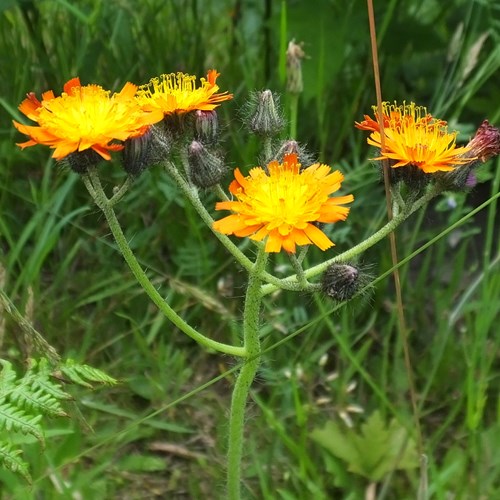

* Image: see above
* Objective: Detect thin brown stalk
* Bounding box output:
[366,0,423,457]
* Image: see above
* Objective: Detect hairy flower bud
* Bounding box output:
[321,263,363,302]
[247,90,285,137]
[62,149,103,174]
[194,110,219,144]
[187,140,226,188]
[122,124,171,176]
[122,130,153,177]
[274,140,316,167]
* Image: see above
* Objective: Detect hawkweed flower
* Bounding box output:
[213,153,353,253]
[135,70,232,116]
[356,102,473,174]
[13,77,163,161]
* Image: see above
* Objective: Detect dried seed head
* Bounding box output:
[286,39,306,95]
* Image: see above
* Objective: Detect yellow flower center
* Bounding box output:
[213,154,353,253]
[38,85,132,142]
[135,70,232,114]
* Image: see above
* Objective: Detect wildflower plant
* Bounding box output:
[10,54,500,500]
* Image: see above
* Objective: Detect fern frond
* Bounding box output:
[0,360,18,393]
[0,443,31,484]
[60,359,118,387]
[8,386,68,418]
[0,356,117,484]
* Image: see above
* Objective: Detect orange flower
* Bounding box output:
[135,70,232,116]
[356,102,472,173]
[213,154,354,253]
[13,78,163,160]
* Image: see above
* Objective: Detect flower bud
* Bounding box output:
[122,130,153,177]
[286,39,306,95]
[62,149,103,174]
[274,140,316,167]
[321,263,362,302]
[247,90,285,137]
[194,110,219,144]
[187,140,226,188]
[122,124,172,176]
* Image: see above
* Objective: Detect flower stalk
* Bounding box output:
[227,247,268,499]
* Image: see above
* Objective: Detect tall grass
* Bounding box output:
[0,0,499,497]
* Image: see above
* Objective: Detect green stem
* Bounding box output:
[289,93,299,139]
[227,247,268,499]
[289,253,308,287]
[260,183,443,296]
[164,160,256,273]
[109,176,133,207]
[84,170,246,358]
[214,183,230,202]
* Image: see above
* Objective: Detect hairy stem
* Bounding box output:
[227,247,268,499]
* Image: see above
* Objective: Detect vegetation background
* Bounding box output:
[0,0,499,498]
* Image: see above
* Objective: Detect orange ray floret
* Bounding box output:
[135,70,233,116]
[356,102,473,173]
[213,154,354,253]
[13,77,164,160]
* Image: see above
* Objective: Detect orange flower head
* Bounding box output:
[213,154,354,253]
[135,70,232,116]
[13,77,164,160]
[357,102,473,173]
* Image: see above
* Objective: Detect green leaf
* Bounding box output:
[311,411,418,481]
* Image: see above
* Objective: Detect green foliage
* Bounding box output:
[0,358,117,483]
[311,411,419,482]
[0,0,499,497]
